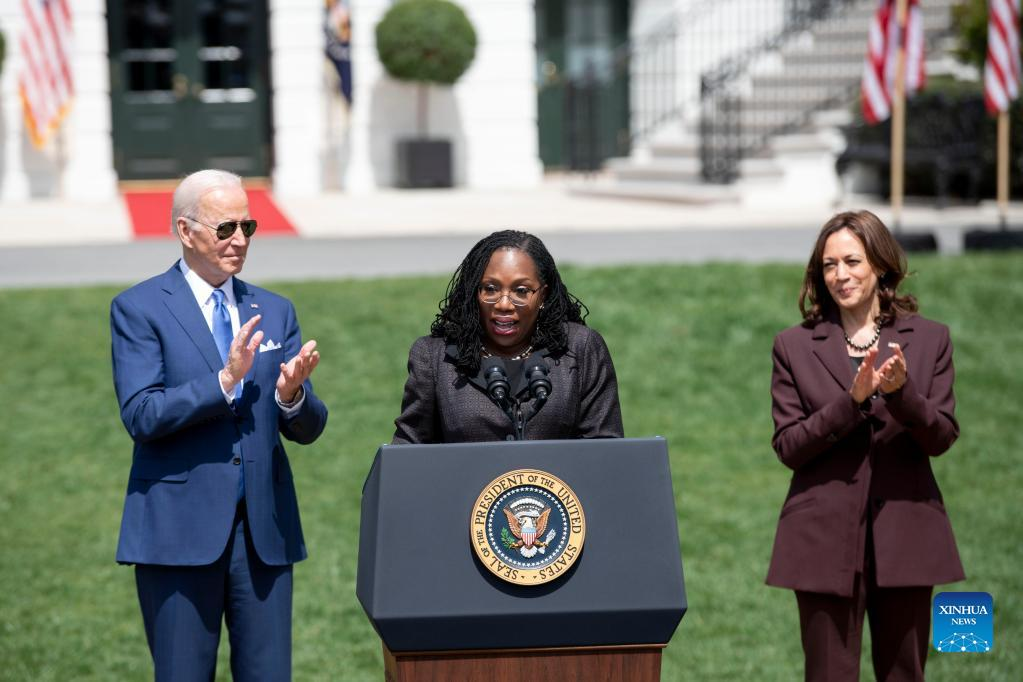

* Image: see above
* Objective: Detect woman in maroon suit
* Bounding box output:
[766,211,964,681]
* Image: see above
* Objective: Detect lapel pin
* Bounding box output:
[250,303,260,308]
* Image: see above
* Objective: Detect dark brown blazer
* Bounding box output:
[392,322,624,443]
[766,313,965,597]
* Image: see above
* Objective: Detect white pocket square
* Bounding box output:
[259,340,282,353]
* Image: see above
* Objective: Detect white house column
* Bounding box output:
[270,0,327,196]
[62,0,117,200]
[0,0,33,200]
[0,0,115,200]
[342,0,388,193]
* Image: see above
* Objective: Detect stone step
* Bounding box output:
[757,60,867,80]
[647,137,701,158]
[814,21,952,44]
[812,108,856,128]
[739,93,858,112]
[824,3,957,24]
[590,0,959,203]
[606,153,786,179]
[739,157,785,179]
[750,73,866,90]
[816,10,953,36]
[768,132,840,155]
[567,179,741,205]
[705,110,848,133]
[605,157,702,182]
[835,0,958,20]
[745,83,857,100]
[780,49,869,64]
[697,104,857,139]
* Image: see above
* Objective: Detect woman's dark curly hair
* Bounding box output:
[431,230,588,373]
[799,210,918,326]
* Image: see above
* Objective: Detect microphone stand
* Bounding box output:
[518,363,552,440]
[485,361,552,441]
[484,363,520,440]
[513,402,526,441]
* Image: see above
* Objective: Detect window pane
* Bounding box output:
[198,0,253,90]
[123,0,174,92]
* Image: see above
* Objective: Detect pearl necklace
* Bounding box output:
[844,325,881,352]
[481,345,534,361]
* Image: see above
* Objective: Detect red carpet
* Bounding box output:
[123,188,298,239]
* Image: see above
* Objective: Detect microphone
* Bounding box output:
[484,364,510,403]
[525,363,552,402]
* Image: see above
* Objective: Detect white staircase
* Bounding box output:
[570,0,960,206]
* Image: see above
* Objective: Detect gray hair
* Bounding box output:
[170,169,244,235]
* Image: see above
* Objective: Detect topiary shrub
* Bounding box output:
[951,0,988,69]
[375,0,477,136]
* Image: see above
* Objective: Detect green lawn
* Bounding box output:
[0,255,1019,681]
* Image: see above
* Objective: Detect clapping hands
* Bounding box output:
[850,343,907,403]
[277,340,320,404]
[217,315,320,403]
[220,315,264,394]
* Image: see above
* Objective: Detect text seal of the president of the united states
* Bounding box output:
[470,469,586,585]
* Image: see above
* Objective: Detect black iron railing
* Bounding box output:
[624,11,680,147]
[700,0,956,183]
[556,8,679,172]
[562,60,631,172]
[700,0,861,182]
[563,0,826,172]
[561,0,954,179]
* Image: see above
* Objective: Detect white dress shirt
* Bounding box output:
[178,260,303,415]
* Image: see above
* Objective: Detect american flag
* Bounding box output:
[984,0,1022,114]
[861,0,926,124]
[18,0,74,148]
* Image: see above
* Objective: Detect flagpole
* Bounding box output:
[998,110,1010,230]
[890,0,909,231]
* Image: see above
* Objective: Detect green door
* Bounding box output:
[536,0,630,169]
[108,0,272,180]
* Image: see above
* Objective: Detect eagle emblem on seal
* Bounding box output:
[502,497,557,558]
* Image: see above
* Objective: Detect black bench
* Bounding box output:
[836,93,986,206]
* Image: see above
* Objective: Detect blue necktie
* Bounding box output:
[212,289,244,500]
[211,289,233,364]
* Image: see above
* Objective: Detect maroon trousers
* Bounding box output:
[795,569,932,682]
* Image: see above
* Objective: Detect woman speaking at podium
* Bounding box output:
[392,230,623,443]
[766,211,964,681]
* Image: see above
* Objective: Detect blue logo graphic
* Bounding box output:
[933,592,993,653]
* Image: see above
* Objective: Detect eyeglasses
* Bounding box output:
[478,284,540,307]
[186,216,258,240]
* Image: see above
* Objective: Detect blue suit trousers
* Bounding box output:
[135,504,293,682]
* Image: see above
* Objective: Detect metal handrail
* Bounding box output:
[700,0,860,182]
[700,0,957,183]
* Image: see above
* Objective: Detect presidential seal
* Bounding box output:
[470,469,585,585]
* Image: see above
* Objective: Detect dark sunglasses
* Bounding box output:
[186,216,258,240]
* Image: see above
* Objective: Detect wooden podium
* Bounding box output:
[358,438,686,682]
[383,644,664,682]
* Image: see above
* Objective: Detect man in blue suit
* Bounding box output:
[111,169,328,681]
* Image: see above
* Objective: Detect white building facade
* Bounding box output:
[0,0,543,201]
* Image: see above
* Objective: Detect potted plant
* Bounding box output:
[375,0,477,188]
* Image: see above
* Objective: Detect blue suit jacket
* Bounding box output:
[111,263,328,566]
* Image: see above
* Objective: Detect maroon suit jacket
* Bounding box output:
[766,313,965,597]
